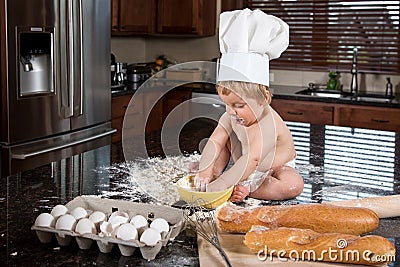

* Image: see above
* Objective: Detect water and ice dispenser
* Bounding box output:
[17,27,54,97]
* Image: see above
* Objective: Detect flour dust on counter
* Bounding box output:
[97,153,201,205]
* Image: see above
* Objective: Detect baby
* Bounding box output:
[193,80,304,202]
[191,9,303,202]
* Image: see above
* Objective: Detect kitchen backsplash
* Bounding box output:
[111,36,399,94]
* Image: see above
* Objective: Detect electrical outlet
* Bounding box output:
[269,72,274,82]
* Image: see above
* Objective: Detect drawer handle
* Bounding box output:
[371,119,390,123]
[287,111,303,116]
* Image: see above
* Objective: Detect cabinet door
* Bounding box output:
[221,0,244,12]
[271,99,334,125]
[157,0,216,36]
[334,106,400,132]
[112,0,156,34]
[144,91,163,133]
[111,0,119,33]
[157,0,197,34]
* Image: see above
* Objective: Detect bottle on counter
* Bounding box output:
[326,71,340,90]
[385,77,393,97]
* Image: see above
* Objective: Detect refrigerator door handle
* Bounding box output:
[67,0,84,118]
[77,0,84,116]
[11,129,117,159]
[65,0,75,118]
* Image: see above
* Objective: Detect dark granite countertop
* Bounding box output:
[2,112,399,266]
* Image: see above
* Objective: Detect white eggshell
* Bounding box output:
[70,207,88,220]
[34,213,55,228]
[116,223,138,241]
[55,214,77,231]
[99,221,120,237]
[88,211,106,224]
[140,227,161,246]
[75,218,96,235]
[51,204,68,218]
[99,221,114,237]
[150,218,169,233]
[108,211,129,227]
[130,215,148,229]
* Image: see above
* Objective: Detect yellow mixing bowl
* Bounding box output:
[176,176,234,209]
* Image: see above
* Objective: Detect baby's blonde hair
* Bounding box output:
[216,81,272,105]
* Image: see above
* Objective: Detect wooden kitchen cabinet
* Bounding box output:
[111,0,156,35]
[334,105,400,132]
[112,90,192,143]
[157,0,216,36]
[111,94,144,143]
[271,99,334,125]
[271,98,400,132]
[111,0,216,36]
[144,91,163,133]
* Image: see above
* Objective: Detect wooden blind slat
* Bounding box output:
[245,0,400,74]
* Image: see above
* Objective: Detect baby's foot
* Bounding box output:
[230,185,250,203]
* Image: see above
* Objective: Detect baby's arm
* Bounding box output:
[195,114,231,191]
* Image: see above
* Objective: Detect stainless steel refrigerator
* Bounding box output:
[0,0,115,177]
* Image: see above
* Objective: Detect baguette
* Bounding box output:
[244,226,396,266]
[217,202,379,235]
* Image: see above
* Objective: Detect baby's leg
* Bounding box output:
[249,166,304,200]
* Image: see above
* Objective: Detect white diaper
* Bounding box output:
[284,157,296,169]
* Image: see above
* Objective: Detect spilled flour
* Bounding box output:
[119,153,201,205]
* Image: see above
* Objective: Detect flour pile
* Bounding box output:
[123,153,201,205]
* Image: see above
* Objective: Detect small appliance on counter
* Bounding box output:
[112,62,127,86]
[125,63,152,90]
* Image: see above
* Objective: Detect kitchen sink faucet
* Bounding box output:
[350,48,358,95]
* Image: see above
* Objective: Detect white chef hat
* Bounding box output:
[217,9,289,87]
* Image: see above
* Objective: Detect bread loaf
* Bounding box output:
[244,226,396,266]
[217,202,379,235]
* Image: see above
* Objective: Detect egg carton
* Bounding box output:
[31,196,185,260]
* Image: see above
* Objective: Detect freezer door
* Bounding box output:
[4,0,70,144]
[70,0,111,130]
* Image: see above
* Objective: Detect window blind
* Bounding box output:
[323,126,395,193]
[245,1,400,74]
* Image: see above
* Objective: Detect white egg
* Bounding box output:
[51,204,68,218]
[140,227,161,246]
[75,218,96,235]
[150,218,169,233]
[55,214,77,231]
[34,213,55,228]
[116,223,138,241]
[108,211,129,227]
[130,215,148,229]
[88,211,106,224]
[70,207,88,220]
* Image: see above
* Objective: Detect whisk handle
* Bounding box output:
[215,245,233,267]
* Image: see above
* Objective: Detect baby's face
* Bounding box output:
[218,91,265,127]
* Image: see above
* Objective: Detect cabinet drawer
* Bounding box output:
[271,99,334,125]
[335,106,400,132]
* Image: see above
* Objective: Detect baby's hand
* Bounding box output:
[194,175,210,192]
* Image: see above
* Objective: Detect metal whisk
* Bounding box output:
[184,199,233,267]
